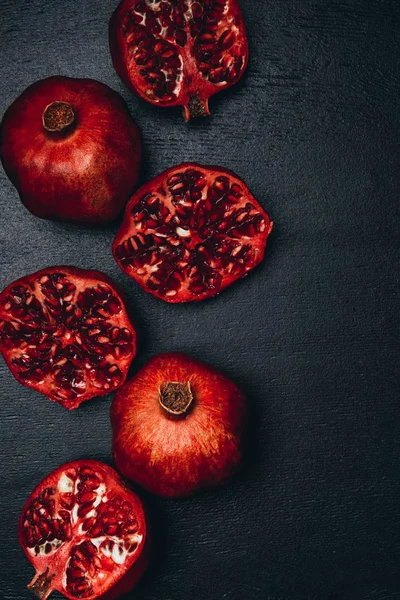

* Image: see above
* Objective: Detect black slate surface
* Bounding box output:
[1,1,400,599]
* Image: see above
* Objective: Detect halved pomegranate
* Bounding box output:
[111,352,247,497]
[112,163,273,302]
[19,460,148,599]
[0,267,137,409]
[109,0,248,120]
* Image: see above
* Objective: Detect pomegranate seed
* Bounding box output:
[104,523,118,535]
[78,503,95,518]
[82,517,96,531]
[79,466,95,476]
[175,29,187,46]
[198,31,214,44]
[77,491,97,505]
[209,67,225,83]
[88,523,103,538]
[124,521,138,534]
[68,582,92,595]
[192,2,203,18]
[43,487,56,498]
[122,501,133,513]
[68,568,86,580]
[81,541,97,558]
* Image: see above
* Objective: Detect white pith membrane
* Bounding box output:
[122,0,246,104]
[21,466,143,599]
[114,167,271,299]
[0,272,134,405]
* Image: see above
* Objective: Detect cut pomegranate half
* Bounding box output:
[0,267,137,409]
[109,0,249,120]
[112,163,273,302]
[19,460,148,600]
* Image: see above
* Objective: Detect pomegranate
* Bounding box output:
[0,267,137,409]
[109,0,248,121]
[0,76,142,224]
[112,163,273,302]
[19,460,148,600]
[111,352,246,497]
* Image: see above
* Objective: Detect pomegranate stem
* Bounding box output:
[28,568,54,600]
[184,95,210,121]
[42,101,75,133]
[159,382,193,418]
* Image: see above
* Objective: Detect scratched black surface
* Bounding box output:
[1,0,400,599]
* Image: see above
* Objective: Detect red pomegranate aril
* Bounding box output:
[82,517,96,532]
[0,77,142,224]
[109,0,248,120]
[81,477,100,491]
[175,29,187,46]
[113,163,272,303]
[111,352,247,497]
[219,30,235,49]
[192,2,203,18]
[19,461,148,600]
[88,524,103,539]
[0,267,137,409]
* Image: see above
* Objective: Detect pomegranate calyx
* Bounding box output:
[185,95,210,121]
[42,101,75,133]
[27,568,54,600]
[159,381,193,418]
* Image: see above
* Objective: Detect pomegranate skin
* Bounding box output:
[0,76,142,224]
[111,352,247,497]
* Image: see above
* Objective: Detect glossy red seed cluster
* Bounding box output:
[20,462,147,600]
[113,164,272,302]
[0,268,136,408]
[110,0,248,119]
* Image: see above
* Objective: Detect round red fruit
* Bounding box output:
[112,163,273,302]
[19,460,148,600]
[0,267,137,409]
[111,352,247,497]
[0,76,142,224]
[109,0,249,120]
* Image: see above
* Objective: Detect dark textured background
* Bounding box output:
[1,0,400,598]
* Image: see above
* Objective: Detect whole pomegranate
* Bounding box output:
[112,163,273,302]
[0,267,137,409]
[111,352,246,497]
[19,460,148,600]
[0,76,142,224]
[109,0,248,120]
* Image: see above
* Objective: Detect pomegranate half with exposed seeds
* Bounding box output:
[111,352,247,497]
[0,267,137,409]
[19,460,148,600]
[109,0,248,120]
[112,163,272,302]
[0,76,141,224]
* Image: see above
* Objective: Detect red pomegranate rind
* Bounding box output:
[111,352,247,497]
[0,267,137,409]
[18,460,148,600]
[109,0,248,120]
[112,163,272,303]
